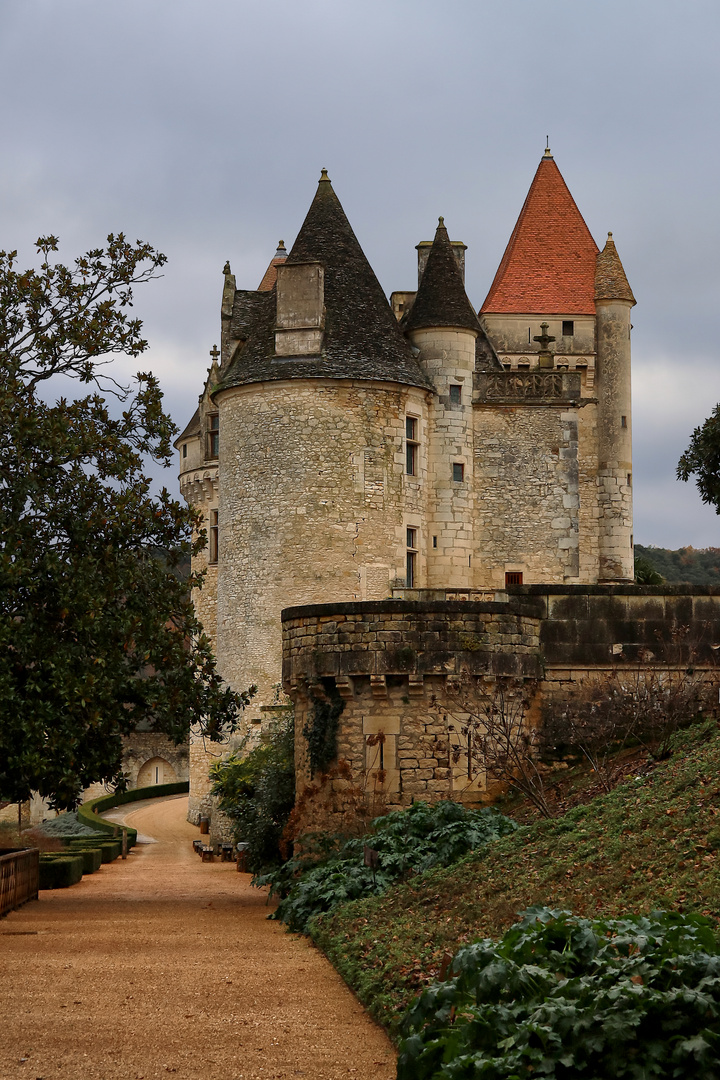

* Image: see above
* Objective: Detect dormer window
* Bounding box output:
[207,414,219,460]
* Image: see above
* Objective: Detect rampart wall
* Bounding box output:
[282,587,720,834]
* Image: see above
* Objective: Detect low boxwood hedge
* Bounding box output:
[70,847,102,874]
[64,839,122,863]
[39,855,84,889]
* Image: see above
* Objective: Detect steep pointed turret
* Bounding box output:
[481,149,599,316]
[218,169,431,391]
[595,232,635,582]
[405,218,481,334]
[595,232,635,304]
[406,218,478,590]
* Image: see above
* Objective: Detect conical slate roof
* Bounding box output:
[481,151,599,315]
[405,218,482,334]
[218,172,433,392]
[595,232,635,305]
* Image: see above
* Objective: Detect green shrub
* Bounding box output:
[398,908,720,1080]
[38,855,84,889]
[64,840,118,865]
[211,716,295,874]
[71,847,102,874]
[262,801,517,934]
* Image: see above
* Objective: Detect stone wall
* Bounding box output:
[282,587,720,835]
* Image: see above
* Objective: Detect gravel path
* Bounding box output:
[0,795,396,1080]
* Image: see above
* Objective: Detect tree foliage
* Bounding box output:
[0,235,251,809]
[678,403,720,513]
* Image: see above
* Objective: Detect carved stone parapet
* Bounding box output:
[474,370,582,405]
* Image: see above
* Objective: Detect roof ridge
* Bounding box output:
[405,217,480,334]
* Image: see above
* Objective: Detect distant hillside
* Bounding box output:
[635,543,720,585]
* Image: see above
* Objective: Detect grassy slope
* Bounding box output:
[309,722,720,1039]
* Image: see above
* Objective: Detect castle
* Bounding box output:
[177,149,647,827]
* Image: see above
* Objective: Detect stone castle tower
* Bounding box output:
[176,150,635,822]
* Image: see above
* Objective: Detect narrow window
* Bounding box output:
[406,527,417,587]
[432,535,437,548]
[209,509,219,564]
[182,443,187,459]
[621,415,627,428]
[449,384,462,405]
[207,414,219,459]
[562,320,574,337]
[505,571,523,586]
[452,462,464,483]
[406,416,419,476]
[155,766,159,784]
[627,473,632,487]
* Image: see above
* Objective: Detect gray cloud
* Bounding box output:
[2,0,719,546]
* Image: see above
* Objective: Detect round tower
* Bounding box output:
[405,218,479,589]
[595,232,635,582]
[211,171,433,709]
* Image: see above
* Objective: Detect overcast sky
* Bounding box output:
[2,0,719,548]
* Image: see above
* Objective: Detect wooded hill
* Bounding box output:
[635,544,720,585]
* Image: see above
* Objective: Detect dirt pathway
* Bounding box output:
[0,796,396,1080]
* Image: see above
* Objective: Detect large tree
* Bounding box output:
[677,404,720,512]
[0,234,251,809]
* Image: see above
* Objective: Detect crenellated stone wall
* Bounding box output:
[282,587,720,835]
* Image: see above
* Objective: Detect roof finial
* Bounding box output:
[607,231,613,240]
[209,344,220,365]
[275,240,287,257]
[438,216,445,227]
[223,260,231,275]
[320,168,330,182]
[543,136,553,159]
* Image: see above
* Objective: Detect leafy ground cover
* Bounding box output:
[310,721,720,1037]
[259,801,516,933]
[398,908,720,1079]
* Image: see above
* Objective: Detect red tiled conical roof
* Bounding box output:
[480,152,599,315]
[257,241,287,291]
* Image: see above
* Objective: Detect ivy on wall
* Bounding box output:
[303,680,345,776]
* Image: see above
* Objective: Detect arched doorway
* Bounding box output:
[137,757,177,787]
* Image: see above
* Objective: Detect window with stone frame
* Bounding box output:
[207,413,219,460]
[209,509,219,565]
[406,526,418,587]
[406,416,419,475]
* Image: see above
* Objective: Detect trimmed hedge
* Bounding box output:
[39,855,84,889]
[70,847,102,874]
[65,839,121,863]
[77,780,189,844]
